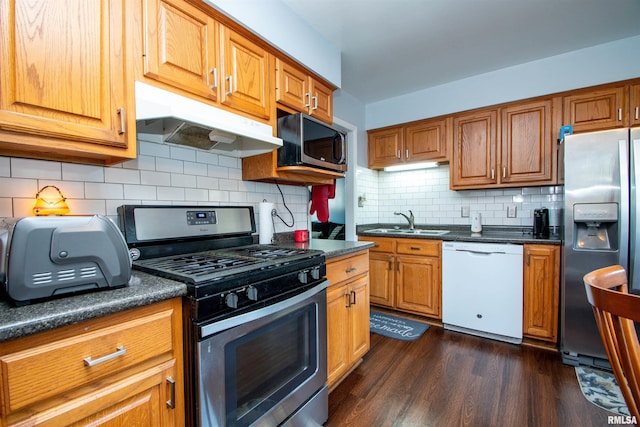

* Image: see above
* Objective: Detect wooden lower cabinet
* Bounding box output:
[0,298,184,426]
[326,251,370,389]
[523,244,560,343]
[362,236,442,319]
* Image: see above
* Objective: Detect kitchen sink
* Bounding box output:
[366,228,450,236]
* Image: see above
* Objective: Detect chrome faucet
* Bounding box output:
[394,210,415,230]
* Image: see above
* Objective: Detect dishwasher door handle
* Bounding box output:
[455,249,507,256]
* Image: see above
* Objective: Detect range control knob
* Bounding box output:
[246,286,258,301]
[310,266,320,280]
[297,270,309,284]
[225,293,239,309]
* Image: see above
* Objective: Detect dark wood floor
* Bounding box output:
[327,326,612,427]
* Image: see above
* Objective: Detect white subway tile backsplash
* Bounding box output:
[140,170,171,186]
[0,157,10,177]
[62,163,105,182]
[0,177,36,197]
[12,158,61,179]
[156,157,184,174]
[86,183,124,199]
[70,199,107,215]
[105,168,140,184]
[124,184,157,200]
[139,140,170,158]
[0,198,12,216]
[170,173,197,188]
[170,146,197,162]
[157,186,185,201]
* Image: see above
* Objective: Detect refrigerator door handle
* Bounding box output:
[619,138,630,271]
[631,135,640,289]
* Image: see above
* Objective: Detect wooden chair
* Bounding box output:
[584,265,640,418]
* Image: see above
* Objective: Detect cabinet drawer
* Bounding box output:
[327,252,369,286]
[360,236,395,253]
[0,307,176,413]
[396,239,441,256]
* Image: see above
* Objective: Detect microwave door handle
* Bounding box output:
[333,134,346,164]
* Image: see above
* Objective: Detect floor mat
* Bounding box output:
[575,366,630,416]
[370,311,429,341]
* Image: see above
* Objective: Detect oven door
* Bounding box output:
[197,280,328,427]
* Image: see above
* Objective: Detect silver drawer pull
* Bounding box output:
[83,345,126,367]
[166,377,176,409]
[345,267,357,273]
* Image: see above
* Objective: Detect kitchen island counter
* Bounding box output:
[0,272,187,342]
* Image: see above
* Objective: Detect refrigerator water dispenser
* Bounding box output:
[573,203,618,251]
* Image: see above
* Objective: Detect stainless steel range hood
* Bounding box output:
[134,81,282,157]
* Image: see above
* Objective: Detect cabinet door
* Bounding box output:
[0,0,130,151]
[326,283,350,387]
[367,126,404,169]
[275,58,308,112]
[451,109,498,188]
[349,275,370,362]
[396,255,441,318]
[523,244,560,342]
[220,26,271,119]
[143,0,218,101]
[309,78,333,124]
[404,117,448,162]
[631,84,640,127]
[500,99,554,185]
[563,85,627,132]
[369,253,394,307]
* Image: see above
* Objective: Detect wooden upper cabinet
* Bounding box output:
[220,26,271,120]
[451,109,498,188]
[563,85,627,132]
[368,126,404,168]
[368,117,448,169]
[275,58,334,123]
[142,0,218,101]
[631,84,640,127]
[500,99,554,185]
[404,117,449,162]
[0,0,135,164]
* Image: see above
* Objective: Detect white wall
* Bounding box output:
[203,0,341,87]
[366,35,640,129]
[0,140,309,237]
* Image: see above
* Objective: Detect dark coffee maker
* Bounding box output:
[533,208,550,238]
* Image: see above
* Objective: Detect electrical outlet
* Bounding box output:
[461,206,470,217]
[507,205,517,218]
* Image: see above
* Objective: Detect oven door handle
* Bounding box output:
[200,279,330,338]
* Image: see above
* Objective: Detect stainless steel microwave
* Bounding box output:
[277,113,347,173]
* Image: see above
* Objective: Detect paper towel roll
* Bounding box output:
[259,202,274,244]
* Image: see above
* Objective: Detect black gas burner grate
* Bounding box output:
[230,247,310,259]
[137,251,264,279]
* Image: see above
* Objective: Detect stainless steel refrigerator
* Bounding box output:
[561,127,639,367]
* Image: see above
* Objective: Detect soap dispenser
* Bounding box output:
[471,212,482,233]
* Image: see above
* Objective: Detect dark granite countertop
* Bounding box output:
[0,272,187,343]
[277,239,375,258]
[357,224,562,245]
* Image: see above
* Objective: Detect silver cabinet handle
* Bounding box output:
[210,68,218,89]
[405,149,409,159]
[305,92,311,107]
[117,108,126,135]
[619,108,623,121]
[397,150,401,159]
[635,106,639,121]
[225,75,233,95]
[503,166,506,178]
[84,345,126,367]
[350,290,356,305]
[312,95,318,110]
[166,377,176,409]
[345,267,357,274]
[491,168,495,180]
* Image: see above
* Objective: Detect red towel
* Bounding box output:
[310,182,335,222]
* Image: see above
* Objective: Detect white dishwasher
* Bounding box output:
[442,241,523,344]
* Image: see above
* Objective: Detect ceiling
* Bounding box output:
[280,0,640,104]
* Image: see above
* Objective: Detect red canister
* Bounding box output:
[294,229,309,242]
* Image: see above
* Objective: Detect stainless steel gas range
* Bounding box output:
[117,205,329,427]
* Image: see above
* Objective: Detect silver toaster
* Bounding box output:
[1,215,131,306]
